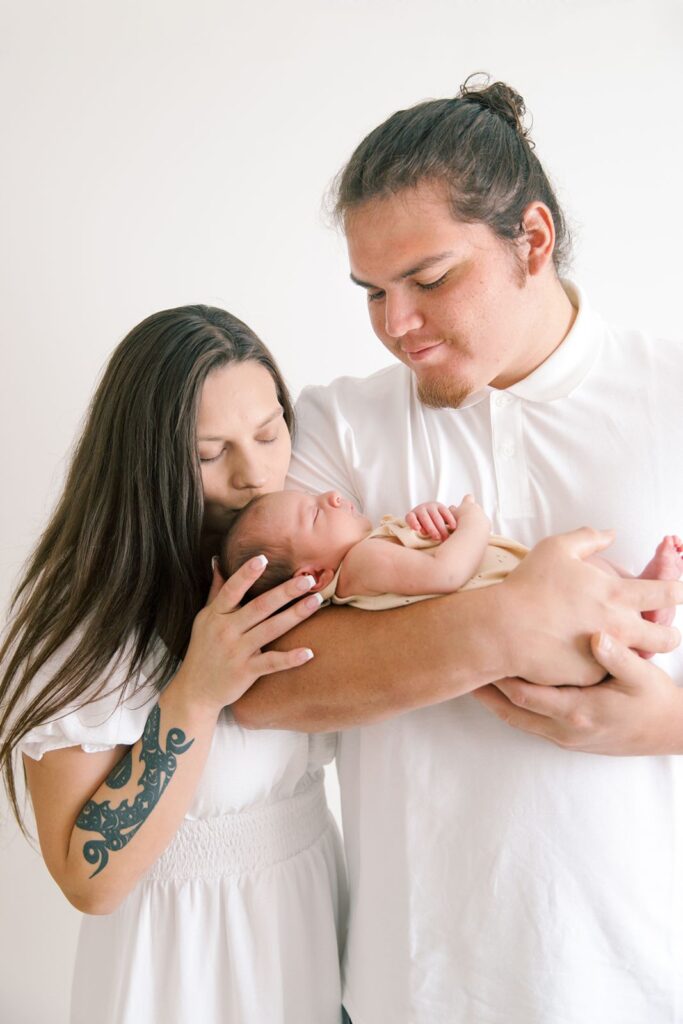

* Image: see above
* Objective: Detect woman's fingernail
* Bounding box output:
[599,632,613,653]
[250,554,268,570]
[296,575,316,591]
[211,555,219,572]
[299,648,314,663]
[304,592,324,610]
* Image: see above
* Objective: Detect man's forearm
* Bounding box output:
[233,528,683,733]
[232,587,507,731]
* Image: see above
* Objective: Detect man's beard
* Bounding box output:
[416,372,473,410]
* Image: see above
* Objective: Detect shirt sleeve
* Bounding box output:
[287,383,362,503]
[15,635,161,761]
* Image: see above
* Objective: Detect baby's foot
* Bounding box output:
[640,535,683,628]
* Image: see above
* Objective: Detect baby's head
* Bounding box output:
[221,490,372,601]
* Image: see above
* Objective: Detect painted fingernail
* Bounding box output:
[599,632,613,653]
[211,555,219,572]
[298,648,314,663]
[295,574,316,591]
[304,593,324,610]
[250,554,268,570]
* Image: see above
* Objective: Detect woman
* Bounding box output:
[0,305,346,1023]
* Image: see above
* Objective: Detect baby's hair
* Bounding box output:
[221,495,297,603]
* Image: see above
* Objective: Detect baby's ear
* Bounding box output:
[294,566,335,592]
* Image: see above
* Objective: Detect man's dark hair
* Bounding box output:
[332,74,570,272]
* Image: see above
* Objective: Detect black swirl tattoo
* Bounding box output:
[75,704,194,878]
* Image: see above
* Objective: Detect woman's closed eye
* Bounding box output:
[199,433,279,462]
[199,450,224,464]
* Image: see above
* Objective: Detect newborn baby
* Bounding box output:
[221,491,683,629]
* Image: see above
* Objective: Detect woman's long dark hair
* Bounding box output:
[0,305,294,831]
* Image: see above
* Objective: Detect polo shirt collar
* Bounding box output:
[454,280,603,409]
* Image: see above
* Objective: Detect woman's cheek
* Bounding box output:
[271,434,292,488]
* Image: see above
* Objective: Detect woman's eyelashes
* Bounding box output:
[198,435,279,463]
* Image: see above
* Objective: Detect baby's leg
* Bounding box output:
[638,535,683,627]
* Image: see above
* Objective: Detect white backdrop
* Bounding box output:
[1,1,682,1020]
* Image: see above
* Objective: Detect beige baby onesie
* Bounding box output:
[321,514,529,610]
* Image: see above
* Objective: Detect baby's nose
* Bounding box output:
[325,491,342,507]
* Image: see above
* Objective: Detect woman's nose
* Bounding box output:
[231,451,268,490]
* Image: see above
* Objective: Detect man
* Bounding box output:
[234,78,683,1023]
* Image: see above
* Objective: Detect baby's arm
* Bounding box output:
[339,496,491,598]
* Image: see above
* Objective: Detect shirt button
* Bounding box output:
[494,393,512,407]
[500,441,515,457]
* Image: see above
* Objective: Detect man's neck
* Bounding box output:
[493,275,577,390]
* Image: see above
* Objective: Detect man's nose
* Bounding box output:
[384,293,424,338]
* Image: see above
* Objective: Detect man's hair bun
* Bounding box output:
[458,74,531,144]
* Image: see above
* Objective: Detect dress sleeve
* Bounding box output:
[16,636,161,762]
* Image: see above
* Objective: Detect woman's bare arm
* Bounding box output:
[26,688,217,915]
[24,562,323,914]
[233,529,683,732]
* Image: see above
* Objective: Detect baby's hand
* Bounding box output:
[452,495,491,532]
[406,501,458,541]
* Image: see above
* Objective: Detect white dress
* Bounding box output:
[18,636,347,1024]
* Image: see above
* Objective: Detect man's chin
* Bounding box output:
[416,374,473,410]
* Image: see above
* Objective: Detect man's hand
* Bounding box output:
[496,527,683,686]
[472,632,683,755]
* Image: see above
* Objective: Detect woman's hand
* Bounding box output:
[175,556,323,715]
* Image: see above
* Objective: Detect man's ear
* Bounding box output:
[294,565,336,591]
[520,201,556,277]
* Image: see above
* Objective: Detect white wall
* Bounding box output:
[1,1,681,1019]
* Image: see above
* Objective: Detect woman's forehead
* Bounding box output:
[197,361,280,437]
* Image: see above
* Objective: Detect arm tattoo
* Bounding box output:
[75,704,194,878]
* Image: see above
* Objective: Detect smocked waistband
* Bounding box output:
[145,777,330,881]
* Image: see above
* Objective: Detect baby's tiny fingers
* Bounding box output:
[440,506,457,530]
[417,509,441,539]
[427,511,451,540]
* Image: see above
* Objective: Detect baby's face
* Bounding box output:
[257,490,372,572]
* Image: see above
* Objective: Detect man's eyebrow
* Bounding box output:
[197,407,282,442]
[350,251,457,289]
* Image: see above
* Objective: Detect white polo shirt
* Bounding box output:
[288,283,683,1024]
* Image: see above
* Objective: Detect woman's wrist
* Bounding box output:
[161,668,224,729]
